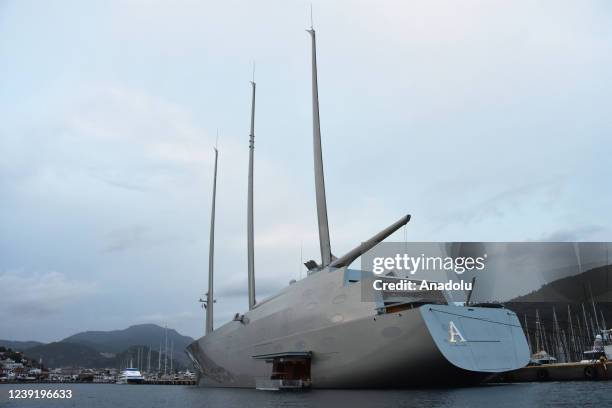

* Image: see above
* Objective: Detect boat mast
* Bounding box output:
[307,25,332,267]
[206,147,218,333]
[164,326,168,375]
[158,341,161,372]
[247,78,257,310]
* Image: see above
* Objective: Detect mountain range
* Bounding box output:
[0,340,44,351]
[0,324,194,369]
[505,263,612,349]
[510,263,612,303]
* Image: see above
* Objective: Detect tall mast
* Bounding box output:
[247,80,256,310]
[307,26,332,267]
[582,303,590,338]
[588,282,600,332]
[206,147,218,333]
[158,341,161,371]
[524,314,532,354]
[567,305,576,362]
[164,326,168,375]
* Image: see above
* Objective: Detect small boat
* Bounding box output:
[116,367,144,384]
[580,330,612,363]
[529,350,557,365]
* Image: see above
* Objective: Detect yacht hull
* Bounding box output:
[187,270,529,388]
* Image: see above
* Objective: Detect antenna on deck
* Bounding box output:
[310,4,314,29]
[300,241,303,280]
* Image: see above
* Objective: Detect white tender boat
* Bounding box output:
[116,367,144,384]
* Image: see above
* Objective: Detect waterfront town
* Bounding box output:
[0,346,196,384]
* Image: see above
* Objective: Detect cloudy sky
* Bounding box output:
[1,0,611,341]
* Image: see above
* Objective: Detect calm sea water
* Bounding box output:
[0,382,608,408]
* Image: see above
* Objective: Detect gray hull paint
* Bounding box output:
[187,267,529,388]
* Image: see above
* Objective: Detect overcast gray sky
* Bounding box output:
[1,0,611,342]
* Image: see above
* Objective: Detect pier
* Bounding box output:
[0,379,197,385]
[490,361,612,383]
[142,379,196,385]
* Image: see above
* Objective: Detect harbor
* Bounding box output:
[0,325,198,386]
[487,291,612,383]
[3,1,612,407]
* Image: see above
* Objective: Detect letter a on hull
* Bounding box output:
[449,321,466,343]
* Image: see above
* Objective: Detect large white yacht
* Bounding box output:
[185,26,530,389]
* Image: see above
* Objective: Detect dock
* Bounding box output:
[0,379,197,385]
[490,361,612,382]
[142,379,196,385]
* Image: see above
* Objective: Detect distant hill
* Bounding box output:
[511,263,612,303]
[3,324,195,369]
[25,342,109,368]
[24,342,178,370]
[61,324,193,367]
[0,340,44,351]
[505,263,612,355]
